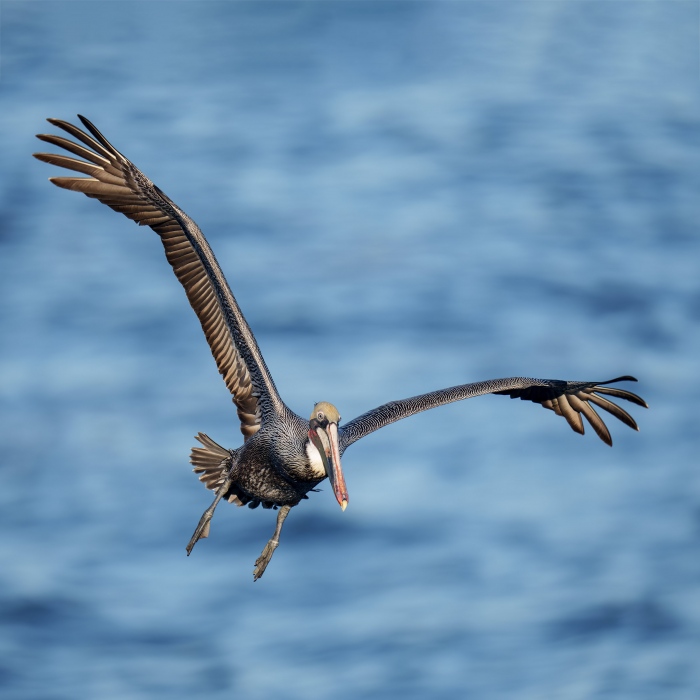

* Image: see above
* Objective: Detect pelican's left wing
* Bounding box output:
[34,116,285,439]
[340,375,647,450]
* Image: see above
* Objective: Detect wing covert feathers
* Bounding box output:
[35,116,275,440]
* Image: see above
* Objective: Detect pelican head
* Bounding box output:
[308,401,348,511]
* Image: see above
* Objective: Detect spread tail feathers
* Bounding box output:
[190,433,243,505]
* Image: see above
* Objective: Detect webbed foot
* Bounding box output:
[253,538,279,580]
[186,509,214,555]
[252,505,291,581]
[186,471,233,555]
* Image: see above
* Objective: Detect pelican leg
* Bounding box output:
[186,469,234,555]
[253,505,291,581]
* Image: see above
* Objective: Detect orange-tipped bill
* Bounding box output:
[309,422,348,510]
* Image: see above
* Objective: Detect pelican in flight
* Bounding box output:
[34,116,647,580]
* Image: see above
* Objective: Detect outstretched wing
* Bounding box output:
[340,375,647,450]
[34,116,284,439]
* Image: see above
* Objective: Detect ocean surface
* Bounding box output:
[1,2,699,698]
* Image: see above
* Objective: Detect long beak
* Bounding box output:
[309,422,348,510]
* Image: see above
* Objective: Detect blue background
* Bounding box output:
[1,2,699,698]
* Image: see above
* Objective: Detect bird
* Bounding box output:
[34,116,648,580]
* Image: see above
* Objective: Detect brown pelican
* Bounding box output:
[34,116,647,580]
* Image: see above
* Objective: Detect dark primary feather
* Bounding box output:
[34,116,285,440]
[340,376,647,449]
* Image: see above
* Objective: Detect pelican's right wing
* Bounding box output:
[34,116,284,439]
[340,375,647,450]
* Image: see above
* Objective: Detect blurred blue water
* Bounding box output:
[1,2,699,698]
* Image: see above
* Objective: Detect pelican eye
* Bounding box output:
[317,411,325,422]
